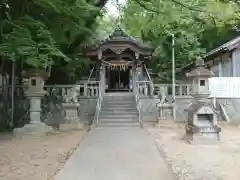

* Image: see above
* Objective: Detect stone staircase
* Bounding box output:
[97,92,140,128]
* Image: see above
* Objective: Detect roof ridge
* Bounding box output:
[205,35,240,57]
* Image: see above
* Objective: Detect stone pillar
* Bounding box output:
[13,70,52,137]
[28,91,45,124]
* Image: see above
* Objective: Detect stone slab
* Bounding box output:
[59,122,84,131]
[54,128,175,180]
[13,123,52,138]
[183,133,220,145]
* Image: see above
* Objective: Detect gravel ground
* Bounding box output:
[0,130,86,180]
[147,121,240,180]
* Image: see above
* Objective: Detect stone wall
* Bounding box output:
[139,97,159,122]
[139,96,218,122]
[175,97,192,122]
[78,98,97,125]
[139,97,189,122]
[216,98,240,122]
[175,97,217,122]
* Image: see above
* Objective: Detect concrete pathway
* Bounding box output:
[54,128,175,180]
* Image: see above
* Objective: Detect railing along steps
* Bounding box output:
[97,92,139,128]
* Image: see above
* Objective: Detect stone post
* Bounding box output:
[60,85,83,131]
[13,70,52,137]
[61,103,83,131]
[149,83,154,96]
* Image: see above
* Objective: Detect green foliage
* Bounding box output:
[0,16,69,68]
[0,0,100,72]
[122,0,240,81]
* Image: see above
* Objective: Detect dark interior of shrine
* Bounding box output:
[106,66,131,92]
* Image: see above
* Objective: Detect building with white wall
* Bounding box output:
[204,36,240,77]
[182,36,240,78]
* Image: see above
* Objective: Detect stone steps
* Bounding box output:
[100,111,137,115]
[100,114,137,119]
[101,108,137,112]
[102,104,135,108]
[97,92,139,128]
[102,100,135,104]
[99,119,139,123]
[97,122,140,128]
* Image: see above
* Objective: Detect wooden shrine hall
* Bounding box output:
[86,27,153,92]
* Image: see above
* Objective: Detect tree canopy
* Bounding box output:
[1,0,240,82]
[0,0,108,81]
[121,0,240,81]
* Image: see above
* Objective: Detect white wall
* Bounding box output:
[232,48,240,77]
[211,63,220,77]
[211,52,233,77]
[221,53,232,77]
[209,77,240,98]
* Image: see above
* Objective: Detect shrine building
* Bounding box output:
[86,27,153,92]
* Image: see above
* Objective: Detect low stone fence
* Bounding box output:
[0,82,100,128]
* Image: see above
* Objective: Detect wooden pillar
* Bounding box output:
[95,61,101,81]
[132,64,137,92]
[100,65,106,93]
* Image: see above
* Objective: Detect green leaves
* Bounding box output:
[0,0,99,74]
[122,0,240,81]
[0,15,69,68]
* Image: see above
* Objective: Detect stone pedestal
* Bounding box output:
[60,103,83,131]
[156,103,172,122]
[13,90,52,137]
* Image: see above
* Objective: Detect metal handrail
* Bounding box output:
[133,78,142,126]
[135,66,154,97]
[94,82,103,126]
[143,64,153,83]
[87,64,96,82]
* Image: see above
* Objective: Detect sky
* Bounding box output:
[105,0,126,17]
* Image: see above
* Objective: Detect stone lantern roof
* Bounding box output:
[186,57,214,78]
[185,102,216,116]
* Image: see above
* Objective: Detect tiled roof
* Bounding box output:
[205,36,240,57]
[186,66,214,77]
[181,36,240,71]
[88,26,151,50]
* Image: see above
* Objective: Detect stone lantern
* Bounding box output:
[13,70,52,137]
[186,57,214,101]
[184,58,221,144]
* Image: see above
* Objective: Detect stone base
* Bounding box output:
[13,123,52,138]
[183,133,220,145]
[59,122,84,131]
[157,116,167,121]
[58,118,84,131]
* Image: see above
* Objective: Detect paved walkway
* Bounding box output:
[54,128,175,180]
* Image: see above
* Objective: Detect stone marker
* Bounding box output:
[156,86,173,124]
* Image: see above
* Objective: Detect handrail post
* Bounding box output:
[84,82,87,96]
[150,83,154,96]
[94,81,103,126]
[179,85,183,96]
